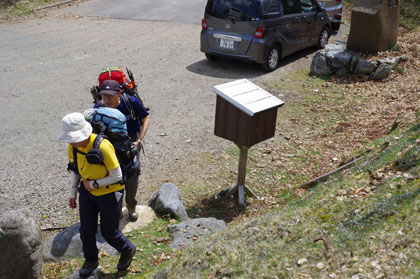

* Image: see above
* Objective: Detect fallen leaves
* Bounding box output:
[150,252,172,266]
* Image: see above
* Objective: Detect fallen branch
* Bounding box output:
[33,0,76,12]
[41,226,68,231]
[300,156,364,189]
[314,237,329,251]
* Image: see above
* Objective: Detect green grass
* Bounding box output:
[400,0,420,30]
[390,42,402,52]
[152,121,420,278]
[0,0,64,18]
[8,1,31,14]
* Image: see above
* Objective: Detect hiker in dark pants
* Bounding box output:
[58,112,136,278]
[94,79,149,221]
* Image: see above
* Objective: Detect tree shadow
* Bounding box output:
[186,193,246,224]
[186,46,319,79]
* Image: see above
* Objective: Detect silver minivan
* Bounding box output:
[200,0,331,71]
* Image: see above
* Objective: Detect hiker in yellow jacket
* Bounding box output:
[58,112,136,278]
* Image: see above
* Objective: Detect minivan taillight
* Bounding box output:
[254,28,264,39]
[202,19,207,30]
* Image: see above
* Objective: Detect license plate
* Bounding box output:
[219,38,234,49]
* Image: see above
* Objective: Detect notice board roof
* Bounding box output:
[213,79,284,116]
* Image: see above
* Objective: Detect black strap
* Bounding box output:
[92,134,103,149]
[72,135,103,157]
[73,147,86,156]
[98,93,141,127]
[122,93,140,125]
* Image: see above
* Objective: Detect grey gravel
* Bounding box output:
[0,14,264,228]
[0,8,346,228]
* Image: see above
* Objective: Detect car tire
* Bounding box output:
[317,27,330,49]
[331,22,340,31]
[205,53,218,61]
[261,45,280,72]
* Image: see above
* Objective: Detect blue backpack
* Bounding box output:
[69,107,139,182]
[90,107,127,133]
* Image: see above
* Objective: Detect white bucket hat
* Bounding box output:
[57,112,92,143]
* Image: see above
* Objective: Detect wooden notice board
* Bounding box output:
[213,79,284,205]
[213,79,284,147]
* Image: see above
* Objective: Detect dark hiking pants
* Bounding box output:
[78,186,133,262]
[125,168,139,210]
[127,132,142,210]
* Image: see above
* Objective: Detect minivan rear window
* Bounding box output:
[206,0,262,21]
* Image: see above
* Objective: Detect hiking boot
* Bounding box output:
[117,245,136,272]
[128,207,138,222]
[79,260,98,278]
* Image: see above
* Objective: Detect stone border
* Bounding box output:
[310,41,406,80]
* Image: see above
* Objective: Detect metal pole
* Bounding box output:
[237,145,249,206]
[215,145,262,203]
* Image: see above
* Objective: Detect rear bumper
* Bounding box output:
[200,30,267,64]
[329,16,342,23]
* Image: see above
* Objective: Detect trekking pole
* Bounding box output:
[138,139,145,156]
[126,67,149,111]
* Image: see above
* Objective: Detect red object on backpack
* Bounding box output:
[98,67,133,89]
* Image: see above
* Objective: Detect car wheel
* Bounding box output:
[317,27,330,49]
[205,53,218,61]
[331,22,340,31]
[261,46,280,72]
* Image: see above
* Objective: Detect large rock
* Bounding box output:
[371,63,392,80]
[326,50,353,70]
[44,205,155,260]
[43,223,118,261]
[67,266,108,279]
[354,57,378,75]
[325,40,347,52]
[336,67,350,77]
[168,218,226,249]
[378,56,401,69]
[310,41,400,80]
[310,51,332,76]
[119,205,156,233]
[149,183,188,220]
[0,209,43,279]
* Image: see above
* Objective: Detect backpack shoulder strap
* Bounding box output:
[93,134,104,149]
[121,93,140,125]
[73,147,87,156]
[72,135,103,155]
[68,146,85,174]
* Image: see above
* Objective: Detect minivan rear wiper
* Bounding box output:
[225,7,242,23]
[226,14,236,23]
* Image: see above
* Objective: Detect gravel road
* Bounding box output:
[0,6,342,227]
